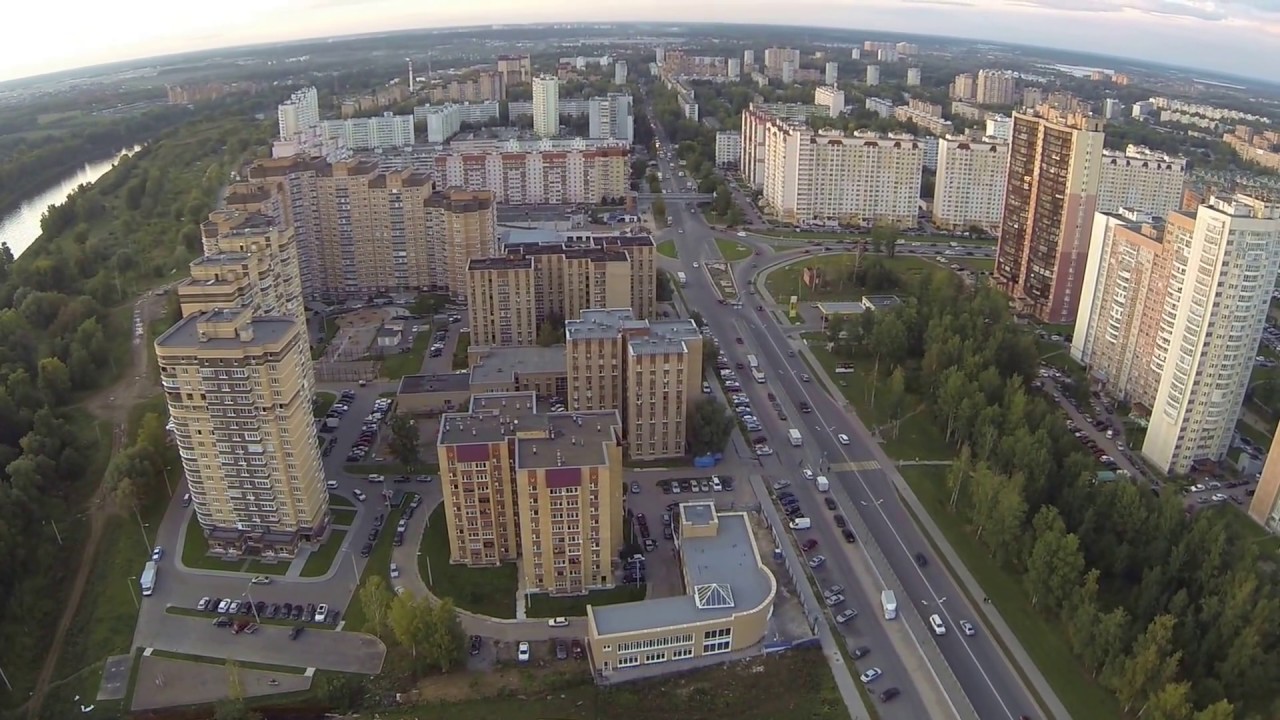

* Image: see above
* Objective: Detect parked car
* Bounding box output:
[517,641,531,663]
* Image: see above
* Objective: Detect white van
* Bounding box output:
[929,613,947,636]
[789,517,812,530]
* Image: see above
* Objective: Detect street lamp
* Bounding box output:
[242,585,261,624]
[126,577,139,609]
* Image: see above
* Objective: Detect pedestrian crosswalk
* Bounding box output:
[829,460,881,472]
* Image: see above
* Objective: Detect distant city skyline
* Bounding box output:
[5,0,1280,84]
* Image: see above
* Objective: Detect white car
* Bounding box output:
[802,469,815,481]
[737,231,747,238]
[807,555,826,568]
[151,546,164,561]
[352,489,367,502]
[859,668,883,684]
[692,262,700,268]
[368,474,385,483]
[315,603,329,623]
[216,599,231,614]
[250,575,271,585]
[835,609,858,624]
[838,434,851,445]
[711,477,723,492]
[325,479,339,489]
[960,620,976,636]
[547,616,569,628]
[517,641,531,662]
[390,562,400,579]
[824,593,846,607]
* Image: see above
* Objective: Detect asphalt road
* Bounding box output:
[651,156,1038,718]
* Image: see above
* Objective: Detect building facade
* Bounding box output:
[277,86,320,141]
[715,131,742,168]
[994,108,1106,323]
[932,136,1010,231]
[183,211,306,324]
[414,102,502,143]
[1248,428,1280,533]
[433,141,630,205]
[497,54,533,86]
[1097,145,1187,216]
[436,392,625,595]
[588,94,635,145]
[814,86,845,117]
[739,103,830,187]
[320,113,414,150]
[533,76,560,139]
[976,70,1017,106]
[865,65,880,86]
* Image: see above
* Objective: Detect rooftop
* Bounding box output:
[438,392,542,445]
[398,372,471,395]
[590,505,775,636]
[469,346,567,386]
[514,411,620,470]
[566,309,700,356]
[155,309,297,351]
[815,301,866,316]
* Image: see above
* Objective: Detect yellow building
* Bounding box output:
[566,309,703,461]
[179,210,305,323]
[587,501,776,678]
[436,392,624,595]
[466,234,656,348]
[156,307,328,557]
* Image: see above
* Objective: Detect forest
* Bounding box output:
[825,259,1274,719]
[0,98,274,704]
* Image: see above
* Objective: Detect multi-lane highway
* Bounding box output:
[649,139,1040,719]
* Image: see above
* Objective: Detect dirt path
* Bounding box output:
[26,293,168,719]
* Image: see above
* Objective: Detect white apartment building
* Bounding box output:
[320,113,414,150]
[588,94,634,145]
[740,103,830,187]
[866,65,881,85]
[985,114,1012,141]
[728,58,742,79]
[1143,196,1280,474]
[277,86,320,141]
[434,140,630,204]
[815,86,846,117]
[1103,98,1123,119]
[1097,145,1187,216]
[532,75,560,139]
[866,97,895,118]
[976,70,1017,106]
[414,102,501,143]
[781,60,796,84]
[744,49,754,66]
[933,135,1009,231]
[509,99,591,118]
[716,131,742,167]
[825,61,839,85]
[906,67,922,86]
[762,122,923,226]
[615,60,628,84]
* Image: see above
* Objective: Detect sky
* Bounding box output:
[5,0,1280,83]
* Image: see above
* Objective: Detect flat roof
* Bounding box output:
[469,346,566,386]
[438,392,541,445]
[398,372,470,395]
[590,506,774,636]
[816,302,866,315]
[501,227,563,247]
[567,309,700,355]
[514,411,619,469]
[155,309,295,350]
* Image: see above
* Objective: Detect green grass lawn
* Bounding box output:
[418,505,518,619]
[955,257,995,273]
[715,238,753,262]
[1236,418,1273,447]
[525,585,648,618]
[381,333,428,379]
[301,529,348,578]
[656,239,679,258]
[899,466,1120,720]
[453,331,471,371]
[370,646,846,720]
[313,391,337,418]
[181,517,250,572]
[329,493,354,508]
[243,558,291,576]
[763,254,939,304]
[330,508,357,526]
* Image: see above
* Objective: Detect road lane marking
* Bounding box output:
[830,461,881,472]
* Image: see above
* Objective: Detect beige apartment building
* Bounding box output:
[436,392,625,595]
[1248,428,1280,533]
[976,70,1017,106]
[1097,145,1188,216]
[466,235,656,347]
[496,54,532,86]
[426,71,504,104]
[156,306,328,557]
[180,210,305,324]
[433,143,630,205]
[760,116,923,226]
[995,107,1106,323]
[1073,196,1280,474]
[894,99,955,136]
[950,73,976,101]
[763,47,800,76]
[242,157,497,300]
[740,103,830,187]
[587,501,775,678]
[932,135,1010,231]
[566,309,703,460]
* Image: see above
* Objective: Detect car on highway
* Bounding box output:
[547,616,569,628]
[879,687,901,703]
[834,514,847,528]
[835,608,858,624]
[517,641,531,663]
[801,469,814,481]
[960,620,976,636]
[798,401,812,413]
[915,552,928,567]
[852,645,871,659]
[801,539,818,552]
[838,434,851,445]
[735,337,744,344]
[859,668,883,684]
[807,555,826,568]
[824,593,846,607]
[250,575,271,585]
[822,584,844,599]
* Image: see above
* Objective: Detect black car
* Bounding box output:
[255,601,267,616]
[824,497,838,511]
[915,552,928,567]
[360,542,372,557]
[834,514,847,528]
[292,604,304,620]
[288,625,303,640]
[267,603,280,619]
[329,610,341,625]
[213,616,232,627]
[842,528,857,543]
[368,528,380,542]
[240,603,254,616]
[469,635,483,656]
[373,514,384,528]
[393,531,405,547]
[722,477,735,491]
[282,602,293,617]
[306,603,317,620]
[207,597,222,612]
[799,401,812,413]
[852,645,871,659]
[879,687,901,703]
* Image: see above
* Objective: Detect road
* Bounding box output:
[650,147,1039,719]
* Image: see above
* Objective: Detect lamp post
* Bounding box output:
[242,586,261,624]
[127,577,139,609]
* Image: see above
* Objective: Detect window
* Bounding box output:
[617,654,640,668]
[702,638,731,655]
[672,646,694,660]
[643,651,667,665]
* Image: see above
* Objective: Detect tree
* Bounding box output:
[871,223,897,259]
[358,575,393,638]
[1024,507,1085,613]
[652,197,667,222]
[422,598,466,672]
[884,366,907,437]
[686,397,733,457]
[1144,681,1194,720]
[35,357,70,404]
[1193,701,1236,720]
[656,271,674,302]
[386,414,420,473]
[1109,614,1182,713]
[389,590,430,657]
[536,311,566,347]
[213,700,263,720]
[314,672,366,712]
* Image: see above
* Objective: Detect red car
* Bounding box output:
[801,539,819,552]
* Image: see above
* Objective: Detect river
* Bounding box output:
[0,147,139,258]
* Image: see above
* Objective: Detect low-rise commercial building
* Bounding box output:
[587,501,776,678]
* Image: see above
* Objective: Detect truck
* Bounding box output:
[788,428,803,447]
[881,590,898,620]
[746,354,760,370]
[816,476,830,492]
[140,561,158,597]
[676,271,688,287]
[751,369,766,384]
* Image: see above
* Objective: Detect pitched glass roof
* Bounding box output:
[694,582,735,610]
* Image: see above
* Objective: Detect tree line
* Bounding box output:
[0,103,274,702]
[826,261,1277,718]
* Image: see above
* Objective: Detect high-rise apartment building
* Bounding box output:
[181,211,305,324]
[814,86,845,117]
[985,114,1013,141]
[865,65,881,86]
[932,136,1010,232]
[566,309,702,461]
[242,158,496,300]
[588,94,635,145]
[466,235,656,347]
[1073,197,1280,474]
[760,118,923,226]
[1097,145,1187,216]
[614,60,628,85]
[763,47,800,75]
[740,103,831,187]
[320,113,414,150]
[533,75,560,138]
[825,61,839,85]
[436,392,624,595]
[715,131,742,168]
[743,49,754,67]
[497,54,533,86]
[994,107,1106,323]
[950,73,976,102]
[727,58,741,79]
[780,60,796,84]
[906,67,922,86]
[434,141,629,205]
[976,70,1017,106]
[1248,429,1280,533]
[277,86,320,141]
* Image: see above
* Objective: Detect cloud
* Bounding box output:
[898,0,977,6]
[1005,0,1233,20]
